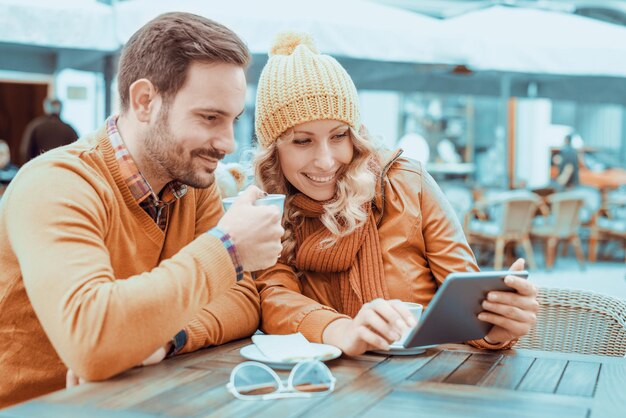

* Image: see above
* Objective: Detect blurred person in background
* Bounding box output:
[0,139,19,196]
[253,32,538,357]
[0,12,283,408]
[0,139,18,182]
[554,132,580,189]
[19,97,78,164]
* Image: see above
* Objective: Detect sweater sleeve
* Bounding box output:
[255,263,349,343]
[4,163,235,381]
[176,185,260,353]
[181,273,260,353]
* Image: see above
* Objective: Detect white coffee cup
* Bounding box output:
[222,193,286,216]
[393,301,423,347]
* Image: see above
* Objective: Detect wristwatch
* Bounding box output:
[167,329,188,357]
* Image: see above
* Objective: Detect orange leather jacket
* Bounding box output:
[256,152,485,345]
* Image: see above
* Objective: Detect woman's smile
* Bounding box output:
[302,171,337,184]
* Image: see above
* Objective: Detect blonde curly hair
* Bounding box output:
[254,126,382,266]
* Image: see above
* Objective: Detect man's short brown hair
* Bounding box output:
[117,12,250,112]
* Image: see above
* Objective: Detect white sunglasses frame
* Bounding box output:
[227,360,336,401]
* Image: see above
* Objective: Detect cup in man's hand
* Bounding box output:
[223,193,286,216]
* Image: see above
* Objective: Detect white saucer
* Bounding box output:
[370,344,426,356]
[239,343,342,370]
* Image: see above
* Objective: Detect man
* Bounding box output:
[20,98,79,164]
[555,133,580,189]
[0,12,284,408]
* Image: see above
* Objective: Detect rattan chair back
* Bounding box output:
[518,287,626,357]
[547,192,585,238]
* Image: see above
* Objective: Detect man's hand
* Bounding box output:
[139,344,170,366]
[322,299,417,356]
[217,186,284,271]
[65,344,171,388]
[480,258,539,344]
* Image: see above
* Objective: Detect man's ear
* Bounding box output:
[128,79,159,123]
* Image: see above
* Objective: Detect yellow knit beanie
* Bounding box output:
[255,32,360,148]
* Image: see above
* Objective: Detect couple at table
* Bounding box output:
[0,13,538,408]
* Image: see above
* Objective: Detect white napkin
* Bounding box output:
[252,333,325,362]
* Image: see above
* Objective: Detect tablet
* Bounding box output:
[402,270,529,348]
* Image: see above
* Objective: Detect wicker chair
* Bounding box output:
[465,191,540,270]
[530,191,586,270]
[517,287,626,357]
[588,195,626,262]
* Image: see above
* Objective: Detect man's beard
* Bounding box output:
[143,114,223,189]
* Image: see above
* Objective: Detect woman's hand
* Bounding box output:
[480,258,539,344]
[322,298,416,356]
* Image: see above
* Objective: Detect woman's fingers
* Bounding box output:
[481,300,537,324]
[347,299,423,354]
[478,311,533,337]
[387,299,418,328]
[508,258,525,272]
[503,275,537,297]
[355,324,391,351]
[366,299,415,334]
[358,308,401,342]
[486,287,539,313]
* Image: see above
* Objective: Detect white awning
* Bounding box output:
[1,0,117,51]
[441,5,626,78]
[113,0,458,65]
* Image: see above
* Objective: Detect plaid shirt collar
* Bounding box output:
[106,116,187,208]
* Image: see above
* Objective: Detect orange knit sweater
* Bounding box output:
[0,127,260,408]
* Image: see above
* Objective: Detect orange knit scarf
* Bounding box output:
[292,194,389,317]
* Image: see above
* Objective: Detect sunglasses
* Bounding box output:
[227,360,336,400]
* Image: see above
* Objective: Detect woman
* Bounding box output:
[253,32,538,356]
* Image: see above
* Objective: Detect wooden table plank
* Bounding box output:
[97,368,212,410]
[590,362,626,418]
[444,352,503,386]
[517,357,568,393]
[295,354,435,418]
[129,371,227,416]
[478,355,535,390]
[42,361,190,407]
[407,350,471,383]
[0,401,159,418]
[362,383,590,418]
[555,360,601,397]
[394,379,594,409]
[151,372,235,417]
[42,367,154,405]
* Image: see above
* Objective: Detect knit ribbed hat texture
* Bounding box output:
[255,32,360,148]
